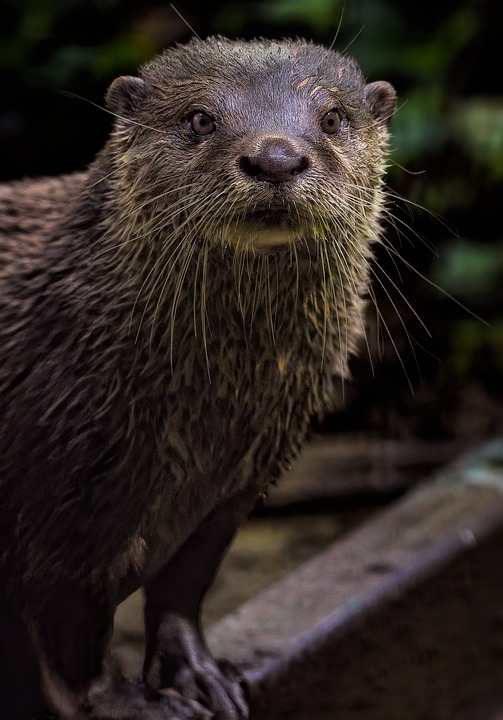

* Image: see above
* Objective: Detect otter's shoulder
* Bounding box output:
[0,172,86,251]
[0,173,86,228]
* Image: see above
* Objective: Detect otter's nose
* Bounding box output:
[240,137,310,184]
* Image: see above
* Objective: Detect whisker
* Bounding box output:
[62,91,163,133]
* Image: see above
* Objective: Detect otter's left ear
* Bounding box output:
[105,76,147,120]
[364,81,396,125]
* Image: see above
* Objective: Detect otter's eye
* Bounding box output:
[321,109,342,135]
[190,111,216,136]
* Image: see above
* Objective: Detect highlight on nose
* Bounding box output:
[240,137,310,183]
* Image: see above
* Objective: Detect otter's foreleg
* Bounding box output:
[0,595,48,720]
[143,488,259,720]
[23,582,213,720]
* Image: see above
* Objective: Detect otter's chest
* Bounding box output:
[157,330,327,491]
[119,340,323,592]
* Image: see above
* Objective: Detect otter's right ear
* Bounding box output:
[105,76,147,120]
[364,81,397,126]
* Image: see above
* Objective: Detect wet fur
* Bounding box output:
[0,37,395,719]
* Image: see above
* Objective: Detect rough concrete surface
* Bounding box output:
[208,439,503,720]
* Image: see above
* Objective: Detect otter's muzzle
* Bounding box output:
[239,137,310,184]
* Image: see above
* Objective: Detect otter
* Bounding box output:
[0,37,396,720]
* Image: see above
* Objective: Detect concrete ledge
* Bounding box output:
[208,439,503,720]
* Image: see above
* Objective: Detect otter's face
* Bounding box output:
[105,38,396,255]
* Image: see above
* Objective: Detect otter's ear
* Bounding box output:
[105,76,147,120]
[364,81,396,125]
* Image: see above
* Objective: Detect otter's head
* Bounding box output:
[105,37,396,256]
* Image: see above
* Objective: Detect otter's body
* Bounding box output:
[0,37,395,720]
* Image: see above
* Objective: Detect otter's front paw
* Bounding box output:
[147,653,248,720]
[145,622,248,720]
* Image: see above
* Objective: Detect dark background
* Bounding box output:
[1,0,501,459]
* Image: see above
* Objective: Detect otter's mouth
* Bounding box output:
[244,211,297,246]
[223,208,305,252]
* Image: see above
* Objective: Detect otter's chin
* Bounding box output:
[245,226,298,250]
[215,221,301,253]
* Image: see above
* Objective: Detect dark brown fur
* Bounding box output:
[0,37,396,720]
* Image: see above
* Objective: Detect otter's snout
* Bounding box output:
[239,137,310,184]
